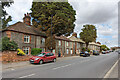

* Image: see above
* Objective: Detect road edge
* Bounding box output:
[103,58,119,78]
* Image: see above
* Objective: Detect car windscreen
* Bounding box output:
[37,53,46,57]
[85,51,88,54]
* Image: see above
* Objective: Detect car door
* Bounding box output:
[45,53,51,62]
[49,53,54,61]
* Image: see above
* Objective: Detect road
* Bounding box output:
[2,52,118,78]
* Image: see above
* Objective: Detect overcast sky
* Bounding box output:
[4,0,120,48]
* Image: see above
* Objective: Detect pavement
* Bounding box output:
[1,52,119,78]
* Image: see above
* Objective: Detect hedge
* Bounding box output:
[31,48,42,56]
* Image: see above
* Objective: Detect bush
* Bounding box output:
[2,37,18,51]
[87,48,90,52]
[82,47,86,52]
[31,48,42,56]
[17,49,25,56]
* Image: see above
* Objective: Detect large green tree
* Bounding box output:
[80,24,97,50]
[0,0,14,29]
[31,1,76,50]
[101,45,109,51]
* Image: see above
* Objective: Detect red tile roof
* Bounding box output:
[3,22,46,37]
[55,35,72,42]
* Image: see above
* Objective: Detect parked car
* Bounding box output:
[93,50,100,55]
[29,52,56,64]
[80,51,90,57]
[102,51,106,54]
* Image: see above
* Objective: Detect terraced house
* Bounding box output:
[55,36,73,57]
[69,33,85,55]
[2,13,46,55]
[2,13,101,57]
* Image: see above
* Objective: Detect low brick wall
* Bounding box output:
[1,51,31,64]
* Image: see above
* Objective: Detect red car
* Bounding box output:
[29,52,56,64]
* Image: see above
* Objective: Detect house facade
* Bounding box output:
[2,13,101,56]
[54,36,73,57]
[69,33,85,55]
[2,13,46,55]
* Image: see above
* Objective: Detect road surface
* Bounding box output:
[2,52,118,78]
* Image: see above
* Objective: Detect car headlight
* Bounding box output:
[35,58,39,60]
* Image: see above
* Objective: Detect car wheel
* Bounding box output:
[53,58,56,62]
[39,60,43,64]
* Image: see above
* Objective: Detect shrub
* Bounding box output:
[82,47,86,52]
[87,48,90,52]
[31,48,42,56]
[2,37,18,51]
[17,49,25,56]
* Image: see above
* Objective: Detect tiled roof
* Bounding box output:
[69,36,85,43]
[2,22,46,37]
[89,42,101,46]
[55,35,72,42]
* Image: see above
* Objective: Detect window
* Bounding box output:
[41,38,45,45]
[41,48,45,52]
[67,49,69,54]
[23,47,30,55]
[66,42,69,46]
[53,49,55,53]
[70,49,72,54]
[79,49,81,53]
[50,53,54,56]
[45,53,50,57]
[24,35,30,43]
[58,40,61,46]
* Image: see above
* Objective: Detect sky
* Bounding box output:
[4,0,120,48]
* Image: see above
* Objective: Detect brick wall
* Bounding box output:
[1,51,31,64]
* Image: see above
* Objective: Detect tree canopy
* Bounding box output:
[31,2,76,50]
[101,45,109,51]
[2,37,18,51]
[0,0,14,29]
[80,24,97,50]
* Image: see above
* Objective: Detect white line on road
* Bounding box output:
[103,58,119,78]
[19,73,35,78]
[52,64,72,70]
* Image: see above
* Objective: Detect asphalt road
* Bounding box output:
[2,52,118,78]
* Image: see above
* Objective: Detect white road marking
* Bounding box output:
[103,58,120,78]
[11,69,15,71]
[19,74,35,78]
[52,64,72,70]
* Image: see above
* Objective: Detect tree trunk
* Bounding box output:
[86,42,89,51]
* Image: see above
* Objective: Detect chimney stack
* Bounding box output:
[23,13,31,26]
[72,32,77,38]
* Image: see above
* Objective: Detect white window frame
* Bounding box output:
[67,42,69,46]
[67,49,69,54]
[58,40,61,46]
[70,49,72,54]
[23,47,29,55]
[41,38,45,45]
[24,35,30,43]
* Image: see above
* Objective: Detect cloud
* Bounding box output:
[4,0,119,47]
[68,0,119,47]
[4,0,33,24]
